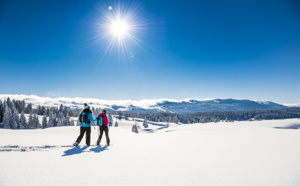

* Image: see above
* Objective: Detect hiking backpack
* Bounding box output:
[96,115,103,126]
[79,111,91,124]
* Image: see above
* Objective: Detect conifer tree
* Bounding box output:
[118,111,123,120]
[20,112,27,129]
[114,121,118,127]
[59,104,63,112]
[37,105,42,115]
[53,116,57,127]
[3,106,12,129]
[63,106,68,117]
[48,113,54,128]
[132,124,138,133]
[33,114,39,129]
[12,108,19,129]
[57,118,62,127]
[70,120,75,126]
[6,98,13,109]
[28,113,33,129]
[0,100,4,123]
[26,103,33,114]
[42,115,47,129]
[65,113,70,126]
[125,112,129,120]
[21,100,26,113]
[143,118,148,128]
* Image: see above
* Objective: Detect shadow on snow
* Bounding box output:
[62,145,108,156]
[90,145,109,153]
[275,124,300,129]
[135,119,165,127]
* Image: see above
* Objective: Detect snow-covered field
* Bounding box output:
[1,118,300,186]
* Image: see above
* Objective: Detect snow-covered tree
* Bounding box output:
[26,103,33,114]
[53,116,57,127]
[33,114,40,129]
[70,120,75,126]
[28,113,33,129]
[59,104,64,113]
[57,118,62,127]
[0,100,4,123]
[42,115,47,129]
[58,112,64,120]
[3,106,12,129]
[20,112,27,129]
[45,108,50,116]
[143,118,148,128]
[132,124,138,133]
[118,111,123,120]
[172,116,179,124]
[125,112,129,120]
[6,98,13,109]
[12,108,19,129]
[37,105,42,115]
[114,121,118,127]
[63,106,68,117]
[48,113,54,127]
[65,113,70,126]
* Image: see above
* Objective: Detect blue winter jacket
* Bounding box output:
[80,107,97,127]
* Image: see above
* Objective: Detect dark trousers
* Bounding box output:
[97,126,110,145]
[76,127,91,146]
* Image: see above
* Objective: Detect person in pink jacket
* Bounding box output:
[96,109,111,146]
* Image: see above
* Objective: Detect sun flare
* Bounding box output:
[93,2,147,60]
[110,18,130,39]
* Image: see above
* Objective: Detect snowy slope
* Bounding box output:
[0,94,286,114]
[1,118,300,186]
[283,103,300,107]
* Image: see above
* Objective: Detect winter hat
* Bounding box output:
[102,109,106,114]
[84,103,88,107]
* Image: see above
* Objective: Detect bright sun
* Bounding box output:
[110,18,130,39]
[95,2,147,59]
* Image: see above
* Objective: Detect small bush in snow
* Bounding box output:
[132,124,138,133]
[143,118,148,128]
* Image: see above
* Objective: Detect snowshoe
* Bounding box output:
[73,142,79,146]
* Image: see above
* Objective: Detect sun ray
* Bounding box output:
[93,1,147,62]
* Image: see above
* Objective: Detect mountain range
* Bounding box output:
[0,94,290,114]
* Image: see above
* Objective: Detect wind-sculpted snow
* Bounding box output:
[0,94,286,114]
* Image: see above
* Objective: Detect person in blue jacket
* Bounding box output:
[73,103,96,146]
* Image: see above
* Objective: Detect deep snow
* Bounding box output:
[1,118,300,186]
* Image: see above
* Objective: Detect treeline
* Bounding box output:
[1,97,300,129]
[0,98,80,129]
[136,107,300,124]
[0,97,113,129]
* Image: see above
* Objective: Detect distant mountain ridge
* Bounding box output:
[0,94,287,114]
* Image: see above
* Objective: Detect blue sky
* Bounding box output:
[0,0,299,103]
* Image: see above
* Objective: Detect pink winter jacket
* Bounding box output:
[100,113,111,126]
